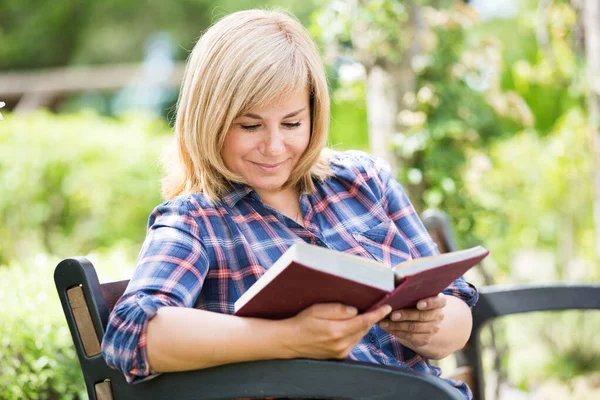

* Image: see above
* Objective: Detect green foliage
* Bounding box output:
[312,1,536,248]
[0,111,170,265]
[468,108,595,279]
[0,0,91,70]
[329,85,370,151]
[315,0,595,269]
[0,0,318,70]
[504,3,586,133]
[462,1,596,281]
[546,350,600,383]
[311,0,457,66]
[391,5,533,247]
[0,255,84,399]
[0,250,137,399]
[0,112,149,400]
[498,311,600,388]
[311,0,409,65]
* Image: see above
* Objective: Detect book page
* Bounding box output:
[392,246,487,278]
[295,243,395,292]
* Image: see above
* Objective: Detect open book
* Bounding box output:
[234,242,489,319]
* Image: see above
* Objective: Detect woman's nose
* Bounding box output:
[261,129,285,155]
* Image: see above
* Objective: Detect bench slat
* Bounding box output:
[67,286,101,357]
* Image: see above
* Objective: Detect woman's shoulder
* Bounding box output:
[150,192,217,219]
[326,149,391,181]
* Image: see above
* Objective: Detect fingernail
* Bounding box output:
[379,321,389,329]
[346,306,357,314]
[417,301,427,310]
[391,312,401,321]
[384,305,392,314]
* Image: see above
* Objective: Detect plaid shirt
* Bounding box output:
[102,151,478,399]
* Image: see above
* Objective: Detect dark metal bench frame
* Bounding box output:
[421,209,600,400]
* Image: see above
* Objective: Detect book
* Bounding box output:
[234,242,489,319]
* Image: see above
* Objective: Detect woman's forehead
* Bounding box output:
[241,87,310,117]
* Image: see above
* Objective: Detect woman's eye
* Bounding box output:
[283,122,301,129]
[240,124,261,131]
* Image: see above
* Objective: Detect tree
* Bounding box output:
[313,0,530,242]
[583,0,600,262]
[313,0,437,172]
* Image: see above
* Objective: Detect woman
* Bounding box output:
[102,9,478,399]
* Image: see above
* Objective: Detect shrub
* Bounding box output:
[0,250,136,399]
[0,110,170,265]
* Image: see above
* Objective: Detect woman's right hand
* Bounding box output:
[278,303,392,360]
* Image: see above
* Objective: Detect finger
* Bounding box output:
[388,308,443,323]
[305,303,358,320]
[363,305,393,324]
[415,293,447,311]
[347,305,391,333]
[379,319,441,334]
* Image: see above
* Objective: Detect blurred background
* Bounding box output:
[0,0,599,399]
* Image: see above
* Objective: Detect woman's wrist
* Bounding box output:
[259,317,298,360]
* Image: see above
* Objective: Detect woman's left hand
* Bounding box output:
[378,293,446,350]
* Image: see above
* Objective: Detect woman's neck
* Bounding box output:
[255,186,303,223]
[255,186,299,207]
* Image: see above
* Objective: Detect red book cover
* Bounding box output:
[368,249,489,311]
[234,260,389,319]
[233,243,489,319]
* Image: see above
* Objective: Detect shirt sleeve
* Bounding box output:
[101,197,210,383]
[372,155,479,309]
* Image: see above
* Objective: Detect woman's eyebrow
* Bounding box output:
[282,108,306,119]
[243,107,306,120]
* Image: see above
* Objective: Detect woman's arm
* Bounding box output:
[102,198,393,380]
[146,303,392,372]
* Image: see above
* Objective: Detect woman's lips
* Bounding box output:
[251,161,286,172]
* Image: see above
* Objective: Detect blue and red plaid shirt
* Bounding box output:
[102,150,478,399]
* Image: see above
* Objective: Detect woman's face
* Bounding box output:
[222,88,311,197]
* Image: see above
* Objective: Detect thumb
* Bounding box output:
[302,303,359,320]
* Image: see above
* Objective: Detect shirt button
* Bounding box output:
[369,334,377,344]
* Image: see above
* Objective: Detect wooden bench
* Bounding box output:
[54,210,600,399]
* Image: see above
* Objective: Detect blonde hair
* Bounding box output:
[163,9,332,202]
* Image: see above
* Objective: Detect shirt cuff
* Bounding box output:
[442,277,479,309]
[102,292,175,383]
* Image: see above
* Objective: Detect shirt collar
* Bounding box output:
[220,180,317,208]
[220,182,255,208]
